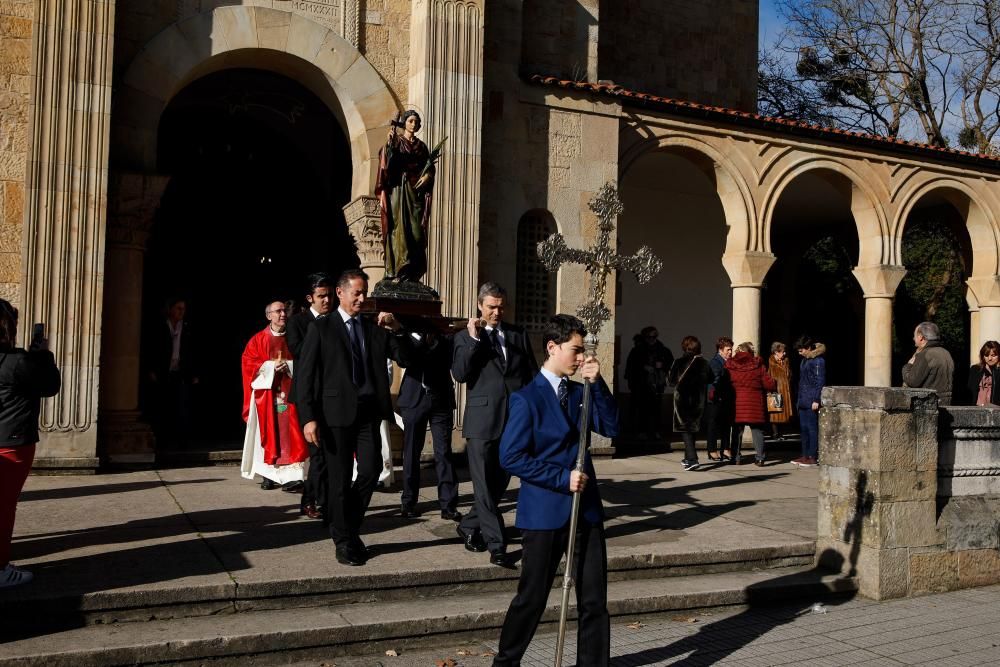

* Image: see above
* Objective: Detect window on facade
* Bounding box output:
[516,210,558,333]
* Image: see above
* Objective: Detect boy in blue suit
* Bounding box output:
[494,315,619,666]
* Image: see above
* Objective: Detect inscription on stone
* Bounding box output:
[290,0,343,32]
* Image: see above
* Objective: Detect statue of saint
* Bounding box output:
[375,111,442,284]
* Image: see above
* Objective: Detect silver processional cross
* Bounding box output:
[536,182,662,667]
[537,181,663,340]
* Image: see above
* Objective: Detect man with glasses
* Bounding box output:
[240,300,310,492]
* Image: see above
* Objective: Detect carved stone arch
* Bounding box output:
[892,177,1000,278]
[111,6,399,199]
[761,156,890,267]
[619,133,756,254]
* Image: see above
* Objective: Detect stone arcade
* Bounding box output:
[1,1,999,470]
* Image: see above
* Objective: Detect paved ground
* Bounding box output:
[317,584,1000,666]
[8,446,817,604]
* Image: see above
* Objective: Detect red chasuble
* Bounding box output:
[241,328,308,467]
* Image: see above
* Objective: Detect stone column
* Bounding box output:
[967,276,1000,355]
[852,265,906,387]
[98,173,169,465]
[721,251,775,351]
[816,386,942,600]
[408,0,484,317]
[343,196,385,284]
[20,0,116,472]
[966,290,981,366]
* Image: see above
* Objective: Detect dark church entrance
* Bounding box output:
[143,67,356,450]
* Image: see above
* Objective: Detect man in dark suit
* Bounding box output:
[287,273,332,514]
[494,314,619,666]
[397,332,460,520]
[296,269,413,566]
[451,282,537,567]
[144,297,199,448]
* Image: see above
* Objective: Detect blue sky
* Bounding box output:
[759,0,785,50]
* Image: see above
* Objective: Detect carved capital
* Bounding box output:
[106,173,170,251]
[343,195,383,269]
[852,264,907,298]
[967,275,1000,307]
[721,251,777,287]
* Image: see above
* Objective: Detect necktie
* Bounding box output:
[490,329,506,371]
[558,377,569,414]
[348,318,366,387]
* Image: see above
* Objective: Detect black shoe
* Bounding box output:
[335,547,365,567]
[375,481,387,491]
[440,508,462,522]
[260,478,277,490]
[400,504,421,518]
[281,480,304,493]
[457,525,487,553]
[489,552,517,569]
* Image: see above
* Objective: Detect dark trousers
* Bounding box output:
[323,402,381,548]
[704,401,731,454]
[680,431,698,462]
[800,408,819,459]
[493,521,610,667]
[400,394,457,511]
[459,437,509,554]
[301,442,328,513]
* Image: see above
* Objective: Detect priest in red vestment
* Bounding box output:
[240,301,309,488]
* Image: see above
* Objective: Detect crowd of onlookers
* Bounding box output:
[625,322,1000,471]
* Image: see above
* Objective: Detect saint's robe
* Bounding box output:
[240,327,308,484]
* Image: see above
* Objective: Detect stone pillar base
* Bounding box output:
[98,410,157,467]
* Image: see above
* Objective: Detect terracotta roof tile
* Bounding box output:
[526,74,1000,167]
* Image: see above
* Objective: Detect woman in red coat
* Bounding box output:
[725,342,777,466]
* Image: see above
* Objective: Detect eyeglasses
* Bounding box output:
[268,309,287,315]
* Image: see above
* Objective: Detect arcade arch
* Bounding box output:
[763,169,865,385]
[615,147,733,435]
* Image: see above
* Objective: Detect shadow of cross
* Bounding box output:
[843,470,875,576]
[536,182,662,336]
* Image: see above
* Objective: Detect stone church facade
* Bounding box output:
[1,0,999,471]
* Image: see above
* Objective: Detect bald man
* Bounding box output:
[239,301,310,491]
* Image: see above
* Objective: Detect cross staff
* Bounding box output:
[536,182,662,667]
[537,183,662,337]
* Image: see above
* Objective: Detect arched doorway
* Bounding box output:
[894,191,974,394]
[142,67,355,449]
[615,149,733,443]
[763,171,865,386]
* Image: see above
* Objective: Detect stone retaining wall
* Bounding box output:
[817,386,1000,600]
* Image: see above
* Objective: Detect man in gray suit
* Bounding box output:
[452,282,538,568]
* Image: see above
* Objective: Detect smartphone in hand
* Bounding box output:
[30,323,45,349]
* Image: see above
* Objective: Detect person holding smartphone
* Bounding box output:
[0,299,60,588]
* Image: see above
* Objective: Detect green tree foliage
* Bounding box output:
[894,215,969,361]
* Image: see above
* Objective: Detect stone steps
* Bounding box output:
[0,565,855,667]
[0,542,815,630]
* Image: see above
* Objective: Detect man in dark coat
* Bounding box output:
[397,332,460,520]
[902,321,955,405]
[452,282,538,567]
[296,269,414,566]
[287,273,333,513]
[144,297,199,446]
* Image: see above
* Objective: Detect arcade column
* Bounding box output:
[967,275,1000,356]
[721,251,776,352]
[852,265,906,387]
[98,173,170,466]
